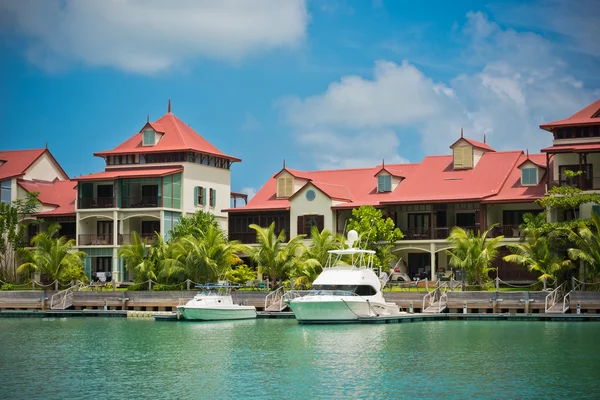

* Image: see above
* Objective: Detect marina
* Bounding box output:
[1,317,599,400]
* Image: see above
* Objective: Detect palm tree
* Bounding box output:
[504,236,572,282]
[17,223,87,283]
[565,212,600,280]
[118,231,157,283]
[519,212,547,241]
[446,225,503,287]
[161,226,248,283]
[292,227,344,288]
[249,222,306,285]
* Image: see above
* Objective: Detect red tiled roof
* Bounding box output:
[484,154,547,203]
[94,112,241,162]
[18,179,77,216]
[540,99,600,131]
[373,165,406,178]
[449,137,495,152]
[0,148,68,181]
[541,143,600,153]
[289,181,353,202]
[73,166,183,181]
[230,149,544,212]
[274,167,311,180]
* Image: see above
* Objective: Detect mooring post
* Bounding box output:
[495,277,499,292]
[41,290,46,310]
[186,280,190,291]
[525,291,530,314]
[149,280,152,291]
[543,277,547,291]
[55,280,58,291]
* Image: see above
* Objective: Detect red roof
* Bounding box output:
[449,137,495,152]
[230,149,546,212]
[484,154,547,203]
[18,179,77,217]
[373,165,406,178]
[541,143,600,153]
[94,112,241,162]
[540,99,600,131]
[0,148,68,181]
[73,166,183,182]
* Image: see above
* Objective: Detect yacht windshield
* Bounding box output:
[310,284,377,296]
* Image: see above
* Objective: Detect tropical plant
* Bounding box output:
[292,227,344,288]
[564,211,600,281]
[249,222,306,284]
[0,192,40,281]
[519,212,547,240]
[446,225,503,287]
[17,223,87,283]
[169,210,219,242]
[346,205,403,268]
[504,236,572,282]
[226,264,257,285]
[161,225,248,283]
[118,231,157,284]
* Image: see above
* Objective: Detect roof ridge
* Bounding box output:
[0,148,45,153]
[165,113,189,148]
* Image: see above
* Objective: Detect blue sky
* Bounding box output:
[1,0,599,200]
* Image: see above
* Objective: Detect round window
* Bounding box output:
[306,189,316,201]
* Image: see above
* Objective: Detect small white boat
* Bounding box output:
[177,283,256,321]
[285,231,405,324]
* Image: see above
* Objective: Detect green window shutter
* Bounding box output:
[194,186,198,205]
[203,188,207,206]
[384,175,391,191]
[212,189,216,207]
[377,176,384,192]
[593,205,600,217]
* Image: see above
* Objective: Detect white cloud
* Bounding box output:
[240,187,257,201]
[240,113,261,133]
[0,0,308,73]
[280,11,598,168]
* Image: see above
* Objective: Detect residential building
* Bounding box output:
[0,148,76,243]
[540,99,600,221]
[227,133,549,282]
[73,101,241,282]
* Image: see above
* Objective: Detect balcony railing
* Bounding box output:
[121,196,162,208]
[548,178,600,191]
[118,233,159,245]
[402,225,521,240]
[79,197,115,209]
[78,234,114,246]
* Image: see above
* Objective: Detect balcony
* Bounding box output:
[79,234,114,246]
[79,197,115,209]
[121,196,162,208]
[401,225,521,240]
[118,232,159,245]
[548,178,600,191]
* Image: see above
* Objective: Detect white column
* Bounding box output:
[430,242,437,282]
[160,210,165,237]
[113,210,119,284]
[75,212,80,247]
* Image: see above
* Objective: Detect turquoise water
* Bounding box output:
[1,318,599,399]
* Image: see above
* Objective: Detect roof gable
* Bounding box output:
[449,137,495,152]
[94,111,240,162]
[18,179,77,216]
[540,99,600,131]
[0,148,68,181]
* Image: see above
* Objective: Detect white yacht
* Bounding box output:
[177,283,257,321]
[285,231,404,324]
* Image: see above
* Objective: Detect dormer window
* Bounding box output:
[453,145,473,169]
[143,129,155,146]
[277,176,293,198]
[521,167,537,185]
[377,175,392,192]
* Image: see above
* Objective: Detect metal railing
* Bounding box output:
[545,282,568,313]
[121,196,162,208]
[548,178,600,191]
[78,234,114,246]
[264,286,286,312]
[422,284,448,312]
[118,233,159,245]
[79,197,115,209]
[50,281,87,310]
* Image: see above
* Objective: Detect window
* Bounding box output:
[377,175,392,192]
[209,188,216,207]
[305,189,316,201]
[194,186,206,206]
[277,176,293,198]
[1,179,11,204]
[453,145,473,169]
[593,205,600,218]
[521,168,537,185]
[297,214,324,235]
[143,129,155,146]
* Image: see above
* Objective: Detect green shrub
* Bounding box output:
[1,283,14,291]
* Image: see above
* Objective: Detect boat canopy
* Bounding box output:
[328,248,376,255]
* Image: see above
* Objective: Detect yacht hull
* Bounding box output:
[177,306,257,321]
[288,298,397,324]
